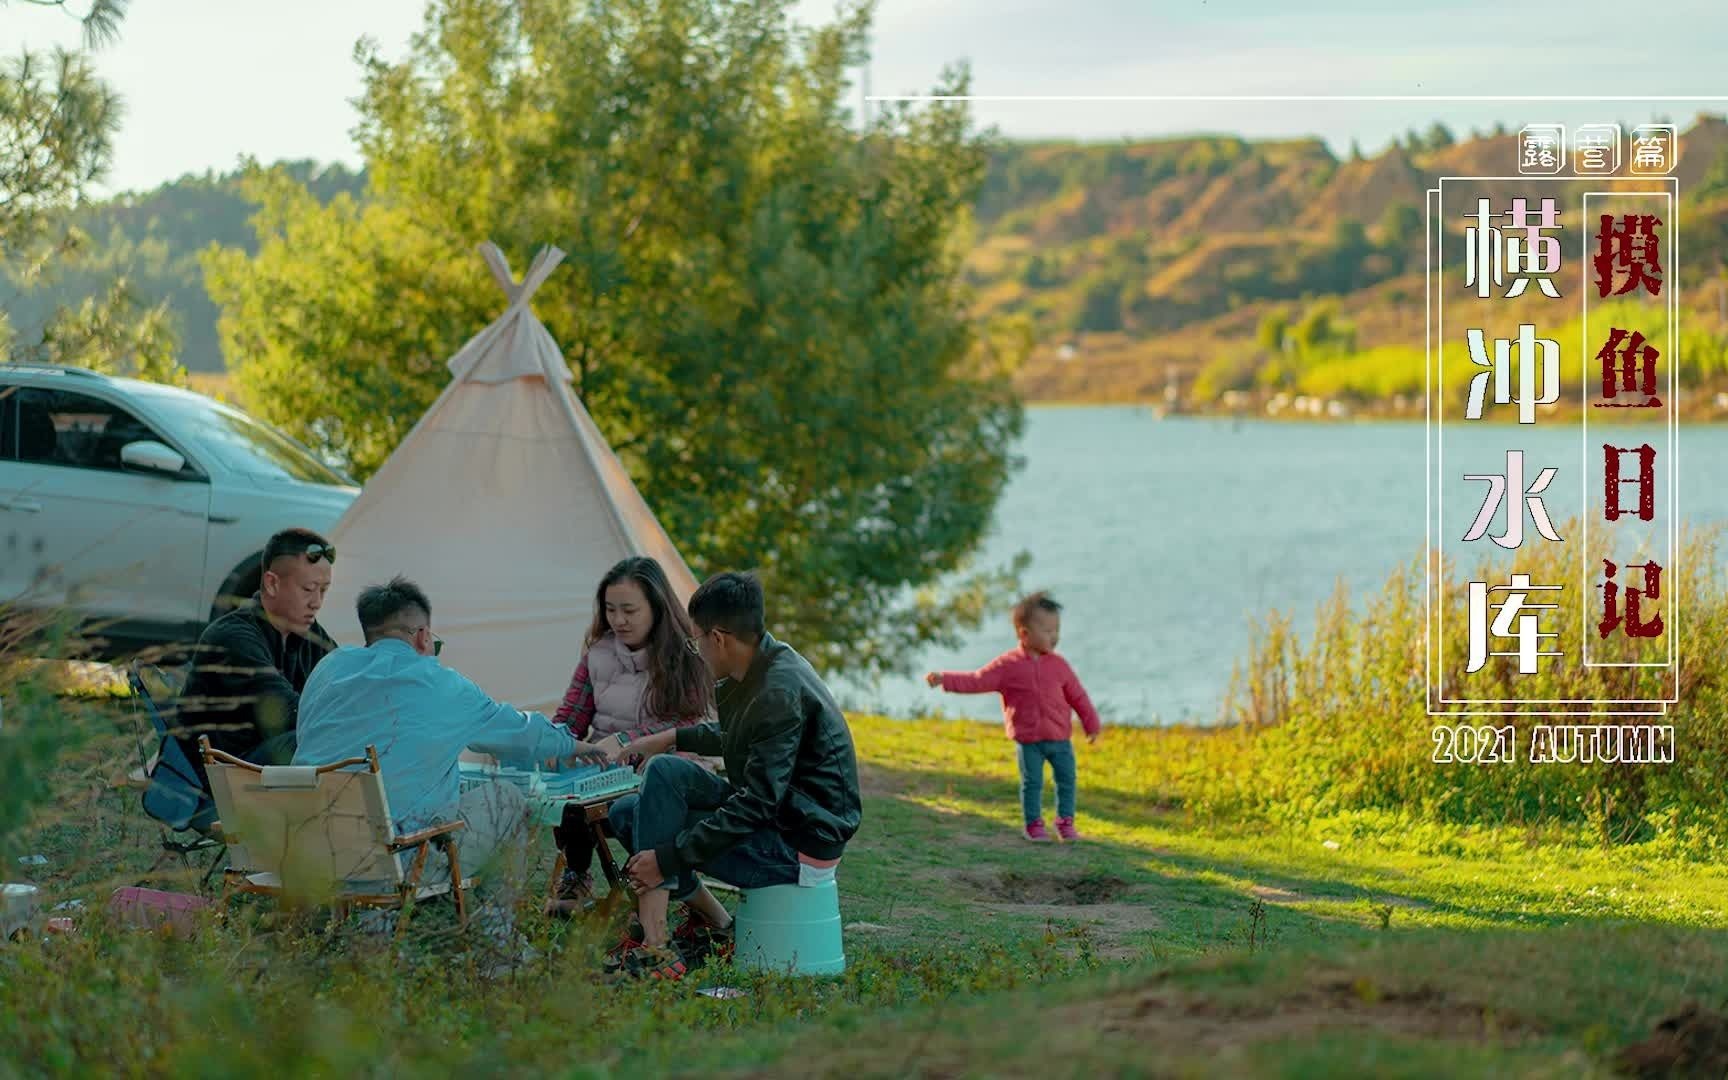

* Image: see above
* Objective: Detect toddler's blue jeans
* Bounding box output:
[1017,739,1076,824]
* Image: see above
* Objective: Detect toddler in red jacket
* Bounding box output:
[925,591,1101,842]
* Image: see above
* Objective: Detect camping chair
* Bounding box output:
[199,737,471,937]
[126,661,226,887]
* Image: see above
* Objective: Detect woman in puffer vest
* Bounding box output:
[546,556,715,916]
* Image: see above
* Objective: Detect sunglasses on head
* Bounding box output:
[299,543,336,564]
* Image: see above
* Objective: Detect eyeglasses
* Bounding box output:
[299,543,336,564]
[407,626,443,656]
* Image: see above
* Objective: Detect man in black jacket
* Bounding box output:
[175,528,337,780]
[600,571,861,979]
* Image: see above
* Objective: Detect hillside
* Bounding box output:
[2,161,366,375]
[984,114,1728,407]
[10,118,1728,408]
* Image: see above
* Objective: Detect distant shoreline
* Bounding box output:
[195,368,1715,424]
[1025,398,1723,424]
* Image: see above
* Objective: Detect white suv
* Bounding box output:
[0,364,358,655]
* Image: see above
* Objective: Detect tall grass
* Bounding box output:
[0,610,95,858]
[1200,524,1728,847]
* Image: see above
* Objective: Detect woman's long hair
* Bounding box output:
[585,556,712,724]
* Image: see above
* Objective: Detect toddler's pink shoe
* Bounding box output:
[1054,817,1083,842]
[1023,819,1052,842]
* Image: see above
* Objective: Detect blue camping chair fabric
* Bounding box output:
[128,662,224,882]
[129,662,216,833]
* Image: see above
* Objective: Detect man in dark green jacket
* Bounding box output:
[601,571,861,979]
[176,528,338,784]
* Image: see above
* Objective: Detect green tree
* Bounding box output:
[1018,253,1048,288]
[1326,218,1370,290]
[5,161,367,373]
[1695,145,1728,201]
[1074,272,1123,331]
[1379,202,1424,271]
[1256,307,1290,354]
[0,0,183,382]
[204,0,1024,676]
[1290,299,1355,362]
[5,0,127,47]
[1191,349,1259,402]
[1424,122,1455,150]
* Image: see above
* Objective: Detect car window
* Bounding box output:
[144,395,351,486]
[0,385,15,461]
[15,387,190,475]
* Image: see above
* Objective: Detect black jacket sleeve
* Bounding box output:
[674,721,725,758]
[656,690,803,875]
[209,621,302,741]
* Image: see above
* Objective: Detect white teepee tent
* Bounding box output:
[318,242,699,715]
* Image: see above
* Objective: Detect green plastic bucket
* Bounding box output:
[732,880,845,975]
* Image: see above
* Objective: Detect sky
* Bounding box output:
[5,0,1728,195]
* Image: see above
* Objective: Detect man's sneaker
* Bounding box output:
[602,923,645,972]
[615,942,687,981]
[543,869,596,918]
[673,917,735,967]
[1054,816,1083,842]
[1024,819,1052,842]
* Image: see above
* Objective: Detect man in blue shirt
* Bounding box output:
[294,576,597,886]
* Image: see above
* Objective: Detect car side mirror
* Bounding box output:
[120,440,187,476]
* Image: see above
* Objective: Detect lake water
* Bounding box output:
[830,406,1718,727]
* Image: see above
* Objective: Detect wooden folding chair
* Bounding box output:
[199,737,472,936]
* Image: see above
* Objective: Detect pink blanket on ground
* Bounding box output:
[108,887,212,935]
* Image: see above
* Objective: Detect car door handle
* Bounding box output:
[2,497,41,513]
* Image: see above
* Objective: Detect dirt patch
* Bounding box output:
[1615,1004,1728,1078]
[953,870,1153,960]
[1074,974,1537,1053]
[961,869,1130,905]
[975,902,1161,960]
[974,901,1158,927]
[1249,885,1303,903]
[741,971,1541,1079]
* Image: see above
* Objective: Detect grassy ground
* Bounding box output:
[4,705,1726,1077]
